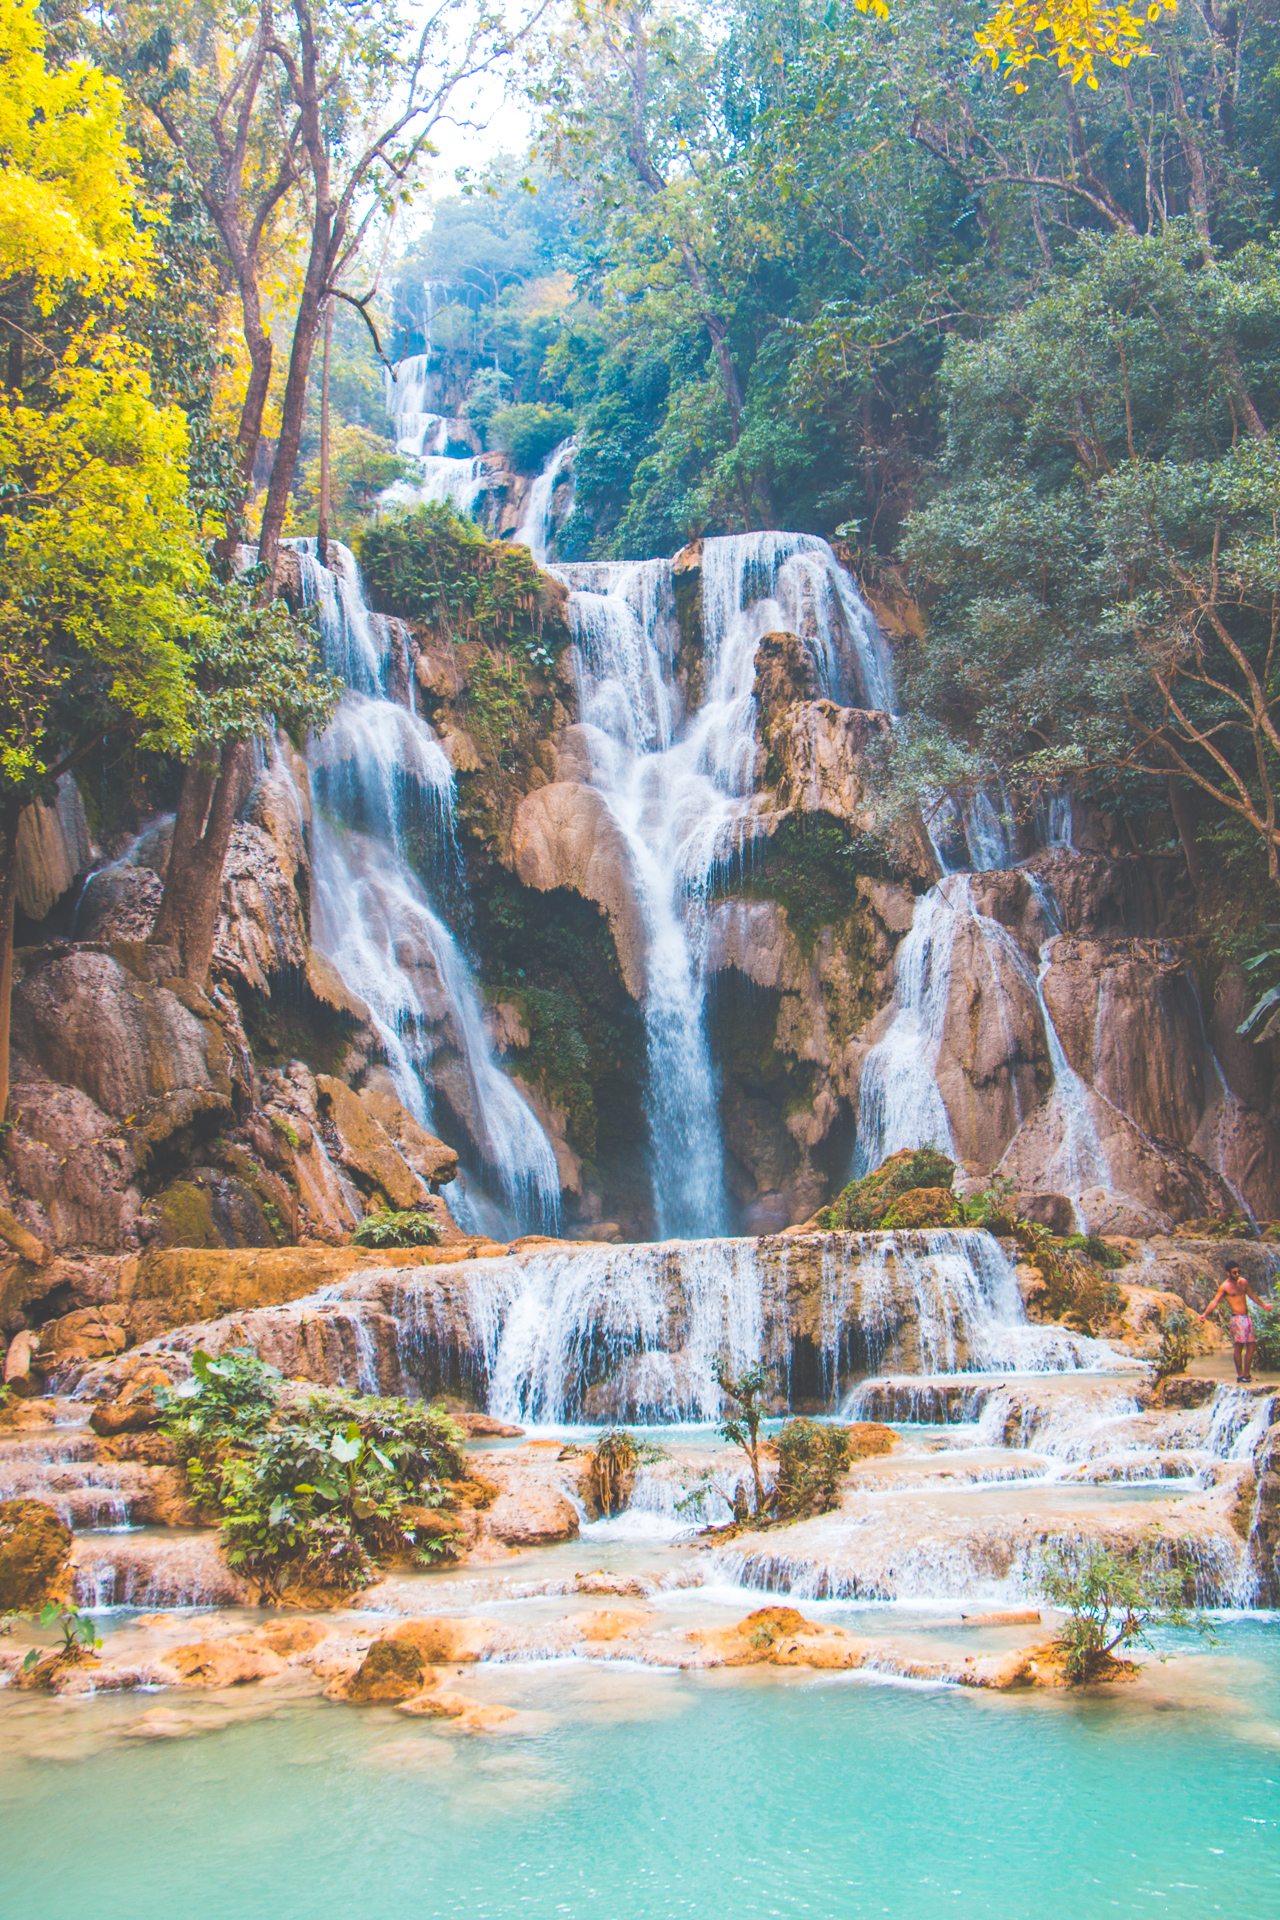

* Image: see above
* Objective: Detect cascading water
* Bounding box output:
[556,533,894,1238]
[293,539,560,1234]
[513,437,574,564]
[381,352,486,515]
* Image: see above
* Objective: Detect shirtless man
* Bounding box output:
[1196,1263,1270,1384]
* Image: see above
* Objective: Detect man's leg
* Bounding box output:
[1233,1340,1246,1382]
[1242,1340,1256,1384]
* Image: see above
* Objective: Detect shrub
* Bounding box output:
[774,1420,852,1519]
[489,403,574,472]
[588,1429,637,1517]
[819,1148,957,1231]
[1253,1306,1280,1370]
[1153,1311,1193,1381]
[163,1362,468,1600]
[353,1210,441,1250]
[1038,1540,1196,1685]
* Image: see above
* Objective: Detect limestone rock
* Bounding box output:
[37,1307,127,1376]
[764,700,889,828]
[508,782,648,998]
[15,778,94,922]
[163,1638,287,1689]
[314,1074,427,1211]
[4,1080,145,1251]
[358,1087,458,1189]
[0,1498,73,1610]
[334,1622,441,1703]
[11,946,239,1148]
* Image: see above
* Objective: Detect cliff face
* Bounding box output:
[5,528,1280,1304]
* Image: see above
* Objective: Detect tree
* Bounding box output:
[1038,1538,1194,1683]
[713,1356,773,1518]
[111,0,546,980]
[0,0,205,1116]
[148,576,340,981]
[894,226,1280,875]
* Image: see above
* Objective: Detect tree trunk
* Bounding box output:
[1167,777,1203,890]
[317,295,333,567]
[149,741,253,983]
[0,796,22,1123]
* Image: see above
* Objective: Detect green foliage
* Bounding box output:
[1253,1306,1280,1370]
[163,1359,468,1600]
[820,1148,956,1230]
[1153,1312,1193,1383]
[21,1602,101,1675]
[713,1356,773,1518]
[360,505,564,661]
[295,425,411,544]
[774,1419,852,1521]
[489,403,574,471]
[352,1210,442,1250]
[185,574,341,752]
[892,224,1280,868]
[1039,1540,1196,1685]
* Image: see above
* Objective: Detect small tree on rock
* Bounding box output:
[1038,1538,1194,1685]
[713,1356,773,1519]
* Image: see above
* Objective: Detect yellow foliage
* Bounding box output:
[0,352,200,783]
[0,0,151,305]
[0,0,202,790]
[973,0,1179,88]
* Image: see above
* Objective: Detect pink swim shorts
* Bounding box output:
[1229,1313,1254,1343]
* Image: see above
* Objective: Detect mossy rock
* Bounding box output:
[343,1635,436,1703]
[820,1148,957,1230]
[155,1181,223,1250]
[0,1498,73,1611]
[880,1187,963,1230]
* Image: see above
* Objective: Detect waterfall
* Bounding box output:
[556,533,893,1238]
[854,852,1109,1212]
[513,437,574,564]
[432,1228,1117,1426]
[294,539,561,1234]
[853,881,963,1172]
[382,352,486,515]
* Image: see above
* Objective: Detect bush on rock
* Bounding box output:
[162,1349,469,1601]
[818,1149,957,1231]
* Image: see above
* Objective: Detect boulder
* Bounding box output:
[336,1622,443,1703]
[0,1499,73,1610]
[763,698,889,827]
[37,1307,127,1374]
[10,946,240,1148]
[508,783,648,999]
[163,1638,287,1689]
[3,1329,44,1394]
[314,1074,426,1211]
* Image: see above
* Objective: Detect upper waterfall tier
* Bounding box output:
[553,533,895,1238]
[291,539,561,1236]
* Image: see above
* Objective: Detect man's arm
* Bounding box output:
[1197,1283,1228,1321]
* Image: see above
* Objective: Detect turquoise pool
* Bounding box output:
[1,1621,1276,1920]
